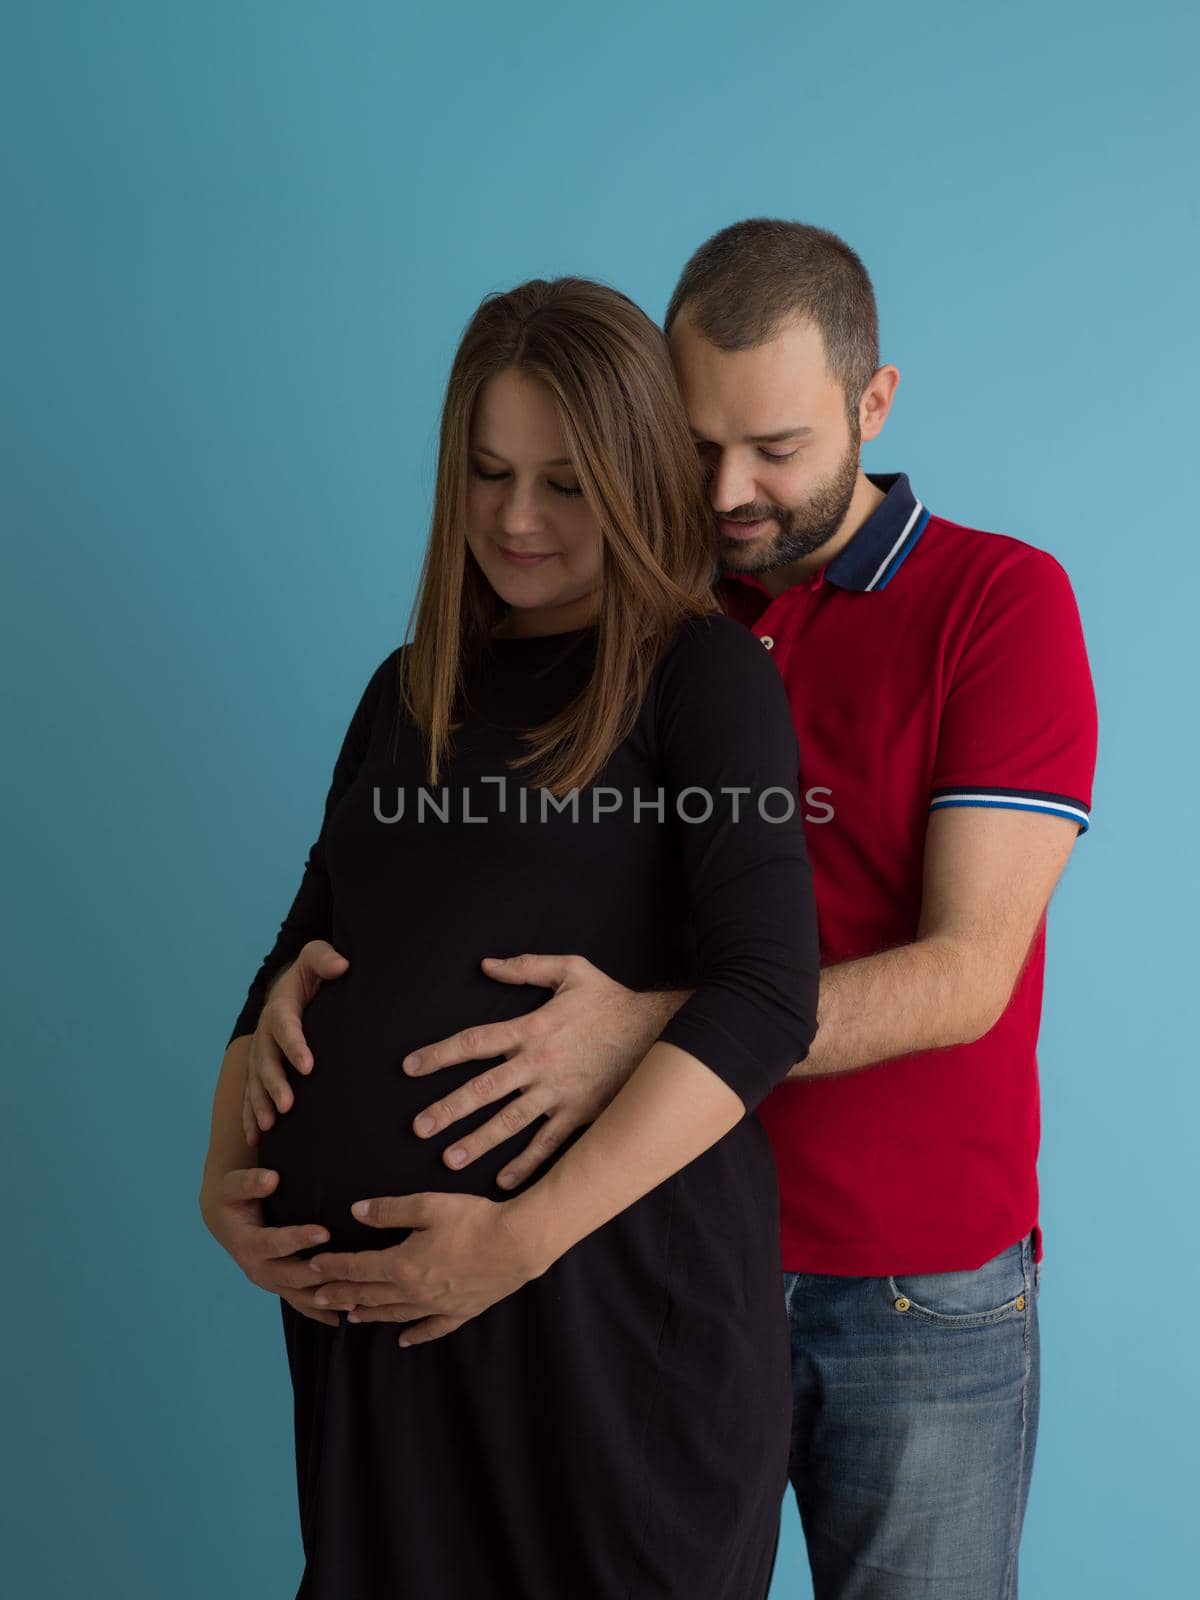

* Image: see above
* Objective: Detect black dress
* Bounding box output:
[227,612,820,1599]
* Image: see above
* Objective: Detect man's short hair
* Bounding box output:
[664,218,880,425]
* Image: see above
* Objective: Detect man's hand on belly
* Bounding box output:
[305,1191,554,1347]
[400,953,692,1190]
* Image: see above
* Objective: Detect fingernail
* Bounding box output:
[352,1199,370,1218]
[347,1312,361,1323]
[415,1115,435,1136]
[446,1147,466,1168]
[404,1054,421,1073]
[497,1171,515,1189]
[482,956,504,965]
[314,1294,328,1306]
[398,1336,410,1348]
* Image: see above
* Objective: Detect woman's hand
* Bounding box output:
[306,1192,554,1347]
[241,938,351,1146]
[200,1166,341,1328]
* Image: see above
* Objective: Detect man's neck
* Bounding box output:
[752,470,886,599]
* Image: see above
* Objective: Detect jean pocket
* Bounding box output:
[782,1270,802,1316]
[887,1239,1030,1327]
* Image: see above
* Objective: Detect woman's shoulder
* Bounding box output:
[665,608,756,649]
[355,643,407,707]
[338,644,408,746]
[654,609,780,691]
[647,608,794,746]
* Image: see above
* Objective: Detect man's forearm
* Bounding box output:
[786,935,1002,1080]
[632,943,995,1087]
[633,985,694,1039]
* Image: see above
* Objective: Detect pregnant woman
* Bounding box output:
[201,276,820,1599]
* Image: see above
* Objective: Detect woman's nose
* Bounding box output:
[499,485,547,536]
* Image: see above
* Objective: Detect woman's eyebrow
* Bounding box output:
[471,443,576,468]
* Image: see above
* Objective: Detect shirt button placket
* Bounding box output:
[759,571,825,664]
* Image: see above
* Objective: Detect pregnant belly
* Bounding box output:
[257,967,561,1249]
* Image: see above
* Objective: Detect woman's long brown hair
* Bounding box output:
[397,276,720,796]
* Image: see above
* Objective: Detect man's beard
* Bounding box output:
[717,424,861,575]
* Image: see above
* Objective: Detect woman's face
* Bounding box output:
[466,367,604,636]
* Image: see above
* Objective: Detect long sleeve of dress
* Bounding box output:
[651,613,820,1113]
[225,650,399,1046]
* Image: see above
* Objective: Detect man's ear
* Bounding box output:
[859,364,900,443]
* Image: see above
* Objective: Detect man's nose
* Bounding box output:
[707,454,758,515]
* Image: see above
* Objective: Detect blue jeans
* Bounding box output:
[780,1233,1040,1599]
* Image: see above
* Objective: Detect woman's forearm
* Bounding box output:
[503,1040,744,1269]
[200,1036,260,1206]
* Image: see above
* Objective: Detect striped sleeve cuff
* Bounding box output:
[930,786,1091,834]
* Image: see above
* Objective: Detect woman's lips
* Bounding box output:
[494,543,559,567]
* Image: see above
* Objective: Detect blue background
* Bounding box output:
[3,3,1195,1594]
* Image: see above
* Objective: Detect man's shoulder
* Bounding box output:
[914,511,1074,593]
[910,514,1089,680]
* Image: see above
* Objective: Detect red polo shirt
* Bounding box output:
[718,472,1098,1275]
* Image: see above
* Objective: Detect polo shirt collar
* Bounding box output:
[826,472,930,591]
[718,471,931,595]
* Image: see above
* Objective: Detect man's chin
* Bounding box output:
[717,531,776,572]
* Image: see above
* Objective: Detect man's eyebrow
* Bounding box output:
[472,443,575,468]
[690,426,814,445]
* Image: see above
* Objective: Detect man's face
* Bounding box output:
[668,311,860,575]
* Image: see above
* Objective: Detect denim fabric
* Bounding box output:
[782,1233,1040,1598]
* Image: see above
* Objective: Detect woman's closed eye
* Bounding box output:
[470,463,583,498]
